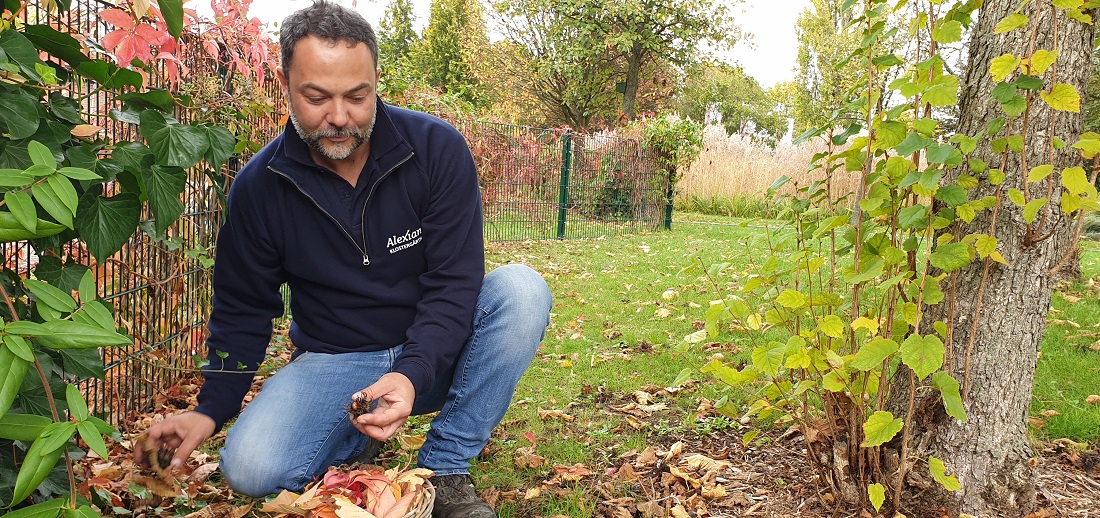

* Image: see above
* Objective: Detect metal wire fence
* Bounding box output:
[3,1,670,426]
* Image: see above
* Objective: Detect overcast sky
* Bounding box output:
[227,0,811,88]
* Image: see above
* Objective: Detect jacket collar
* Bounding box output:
[269,97,414,178]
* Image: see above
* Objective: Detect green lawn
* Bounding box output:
[444,212,1100,516]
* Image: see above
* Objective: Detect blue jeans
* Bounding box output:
[218,264,552,497]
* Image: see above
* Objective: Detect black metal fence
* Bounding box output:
[2,1,670,427]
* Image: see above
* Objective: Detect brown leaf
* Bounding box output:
[683,454,732,472]
[614,462,640,483]
[636,499,663,517]
[70,124,104,138]
[130,473,182,498]
[537,408,576,422]
[668,465,702,488]
[1025,508,1058,518]
[396,433,426,450]
[552,463,595,482]
[728,490,751,506]
[670,505,691,518]
[514,446,546,469]
[1040,409,1061,418]
[636,447,658,467]
[260,490,304,514]
[523,487,541,500]
[632,390,654,405]
[186,462,220,485]
[184,502,253,518]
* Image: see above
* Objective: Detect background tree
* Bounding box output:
[568,0,737,121]
[492,0,619,129]
[676,61,787,144]
[412,0,485,106]
[378,0,420,68]
[791,0,864,136]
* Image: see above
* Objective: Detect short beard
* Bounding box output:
[288,101,377,161]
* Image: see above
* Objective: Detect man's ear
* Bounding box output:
[375,67,382,84]
[277,66,289,95]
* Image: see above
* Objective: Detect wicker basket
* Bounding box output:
[403,482,435,518]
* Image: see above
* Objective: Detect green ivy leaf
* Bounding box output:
[5,190,37,232]
[75,191,141,263]
[0,93,42,140]
[1061,166,1091,196]
[60,348,107,380]
[139,110,210,168]
[929,457,962,491]
[1041,84,1081,112]
[868,483,886,511]
[861,410,904,447]
[994,13,1029,34]
[932,371,967,422]
[202,124,237,170]
[849,337,899,371]
[900,334,945,380]
[989,54,1020,81]
[1023,198,1048,224]
[143,165,187,236]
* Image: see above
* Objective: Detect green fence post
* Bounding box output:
[663,165,675,230]
[557,131,574,239]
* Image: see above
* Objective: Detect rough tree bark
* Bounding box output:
[887,2,1095,516]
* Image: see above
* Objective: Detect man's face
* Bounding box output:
[278,36,381,163]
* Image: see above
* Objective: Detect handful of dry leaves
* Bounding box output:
[262,465,434,518]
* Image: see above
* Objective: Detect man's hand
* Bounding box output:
[134,411,216,472]
[351,372,415,441]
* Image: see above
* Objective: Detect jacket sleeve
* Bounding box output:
[390,127,484,396]
[193,170,287,432]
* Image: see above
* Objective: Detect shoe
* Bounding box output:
[431,474,496,517]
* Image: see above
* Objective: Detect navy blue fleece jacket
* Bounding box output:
[193,100,485,432]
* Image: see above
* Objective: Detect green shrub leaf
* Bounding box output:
[77,420,109,460]
[930,242,971,272]
[900,334,945,380]
[1023,198,1048,224]
[65,383,89,421]
[861,410,904,447]
[1,498,66,518]
[868,483,886,511]
[994,14,1029,34]
[932,371,967,422]
[0,413,52,441]
[5,190,38,232]
[1061,166,1092,196]
[75,191,141,263]
[23,279,77,313]
[0,346,30,418]
[818,314,845,339]
[11,430,68,506]
[139,110,209,168]
[850,338,899,371]
[929,456,962,491]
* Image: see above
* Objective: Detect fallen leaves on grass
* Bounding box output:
[263,465,434,518]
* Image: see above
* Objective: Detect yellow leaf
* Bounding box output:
[133,0,151,19]
[1028,49,1058,76]
[989,54,1020,82]
[994,13,1029,33]
[1041,83,1081,112]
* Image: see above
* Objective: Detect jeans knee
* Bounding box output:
[220,443,288,497]
[486,264,552,318]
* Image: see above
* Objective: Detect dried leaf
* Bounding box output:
[260,490,303,514]
[524,487,541,500]
[71,124,104,138]
[537,408,575,422]
[683,454,732,472]
[396,433,426,451]
[670,505,691,518]
[664,441,684,462]
[615,462,640,483]
[552,463,595,482]
[514,447,546,469]
[1087,395,1100,405]
[183,502,253,518]
[636,447,658,467]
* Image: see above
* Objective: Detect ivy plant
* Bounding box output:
[0,1,236,515]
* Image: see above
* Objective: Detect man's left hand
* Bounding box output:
[351,372,415,441]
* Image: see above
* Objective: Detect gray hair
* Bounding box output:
[280,0,380,72]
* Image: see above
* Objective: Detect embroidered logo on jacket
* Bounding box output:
[386,227,423,254]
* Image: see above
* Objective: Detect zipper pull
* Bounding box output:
[362,255,370,266]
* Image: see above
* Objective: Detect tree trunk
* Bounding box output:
[888,2,1094,515]
[622,43,643,121]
